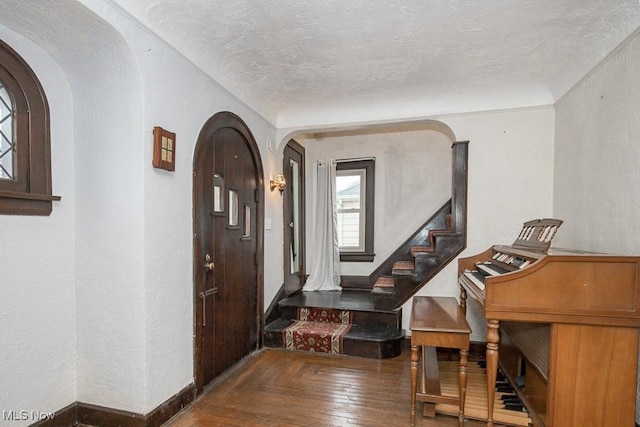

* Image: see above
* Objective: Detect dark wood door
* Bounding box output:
[194,113,263,393]
[283,140,305,295]
[211,127,258,377]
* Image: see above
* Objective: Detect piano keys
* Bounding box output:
[458,218,640,427]
[463,269,486,290]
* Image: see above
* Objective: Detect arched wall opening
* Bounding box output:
[278,119,458,278]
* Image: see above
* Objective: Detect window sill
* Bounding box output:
[340,252,375,262]
[0,190,61,216]
[0,190,61,201]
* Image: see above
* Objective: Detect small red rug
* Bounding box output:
[283,320,351,354]
[297,307,352,324]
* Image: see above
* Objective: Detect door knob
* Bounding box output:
[204,254,214,271]
[289,222,294,228]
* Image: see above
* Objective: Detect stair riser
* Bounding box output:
[264,329,286,348]
[340,275,371,290]
[392,271,415,276]
[278,305,400,328]
[342,337,403,359]
[353,311,401,328]
[263,330,403,360]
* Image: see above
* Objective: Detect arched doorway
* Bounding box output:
[193,111,264,393]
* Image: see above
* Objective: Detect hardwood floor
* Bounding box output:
[165,348,504,427]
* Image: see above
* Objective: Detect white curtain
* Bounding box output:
[303,159,342,292]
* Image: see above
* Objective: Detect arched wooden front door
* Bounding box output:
[193,112,264,393]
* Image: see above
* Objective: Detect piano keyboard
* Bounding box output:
[477,262,508,276]
[462,258,529,293]
[492,252,532,269]
[462,270,485,290]
[455,219,640,426]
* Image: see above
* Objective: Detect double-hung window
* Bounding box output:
[335,159,375,262]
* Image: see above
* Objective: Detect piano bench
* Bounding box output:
[409,296,471,427]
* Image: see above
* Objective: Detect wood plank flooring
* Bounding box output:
[165,348,505,427]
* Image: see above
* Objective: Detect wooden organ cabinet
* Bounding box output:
[458,219,640,427]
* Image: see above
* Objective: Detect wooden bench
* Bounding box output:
[410,296,471,427]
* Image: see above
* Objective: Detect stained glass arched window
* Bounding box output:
[0,40,59,215]
[0,81,14,180]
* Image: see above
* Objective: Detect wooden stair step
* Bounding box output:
[342,324,405,359]
[276,290,402,327]
[411,245,435,257]
[392,260,415,275]
[374,276,395,288]
[426,215,455,247]
[264,319,404,359]
[372,276,395,294]
[264,289,405,359]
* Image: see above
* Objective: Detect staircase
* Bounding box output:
[264,141,468,359]
[264,290,404,359]
[367,203,464,311]
[375,213,453,291]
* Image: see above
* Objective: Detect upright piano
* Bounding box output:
[458,219,640,427]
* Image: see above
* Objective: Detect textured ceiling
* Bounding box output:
[111,0,640,127]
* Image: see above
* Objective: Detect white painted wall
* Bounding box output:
[1,0,147,414]
[553,28,640,423]
[304,129,453,276]
[285,108,554,341]
[411,107,556,341]
[0,0,281,417]
[107,13,278,413]
[3,0,625,420]
[80,0,280,412]
[0,24,76,424]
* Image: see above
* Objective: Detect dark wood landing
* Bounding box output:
[278,287,407,312]
[279,289,399,312]
[264,289,404,359]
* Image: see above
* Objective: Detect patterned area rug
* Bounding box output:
[284,321,351,354]
[297,307,352,324]
[283,307,353,354]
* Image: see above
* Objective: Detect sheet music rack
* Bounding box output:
[511,218,562,252]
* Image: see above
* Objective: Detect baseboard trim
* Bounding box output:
[77,402,145,427]
[29,383,195,427]
[31,402,77,427]
[145,384,196,427]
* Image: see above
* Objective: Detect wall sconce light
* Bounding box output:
[270,174,286,193]
[152,126,176,171]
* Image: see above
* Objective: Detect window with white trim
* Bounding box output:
[335,159,374,262]
[336,169,365,251]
